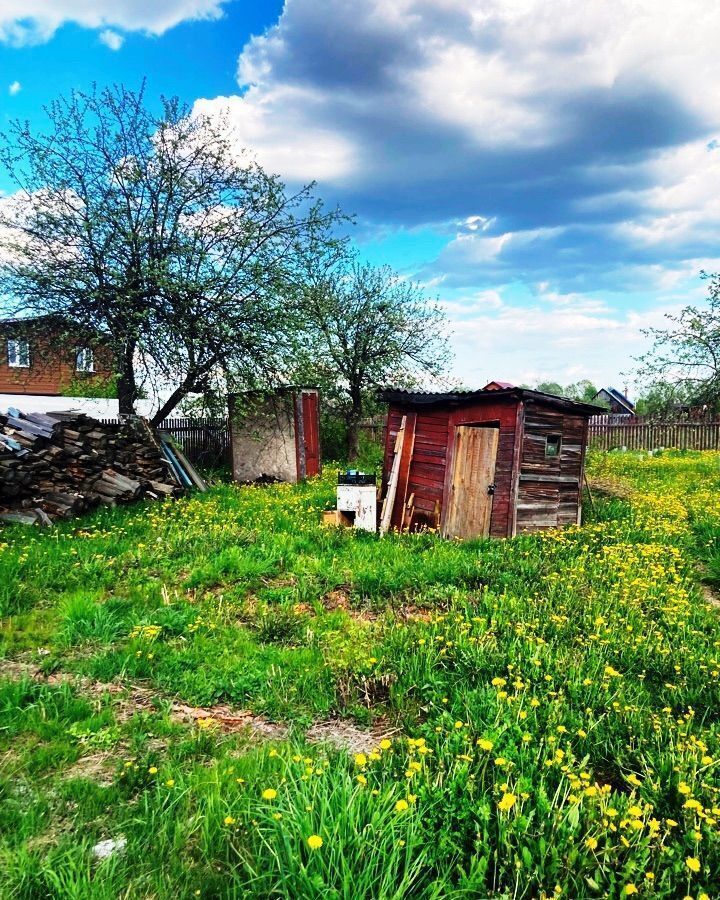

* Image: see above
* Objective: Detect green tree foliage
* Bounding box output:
[534,380,600,403]
[296,254,451,460]
[0,83,344,421]
[635,273,720,414]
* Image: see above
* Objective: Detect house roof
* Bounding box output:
[378,386,604,416]
[592,387,635,414]
[483,380,515,390]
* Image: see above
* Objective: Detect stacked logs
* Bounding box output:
[0,410,183,525]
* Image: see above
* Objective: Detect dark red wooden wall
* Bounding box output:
[383,396,521,537]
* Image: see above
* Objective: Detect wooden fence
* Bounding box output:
[589,419,720,451]
[102,417,230,467]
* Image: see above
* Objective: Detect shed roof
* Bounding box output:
[378,386,604,416]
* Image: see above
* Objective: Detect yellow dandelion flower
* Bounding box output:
[477,738,494,751]
[307,834,323,850]
[395,799,409,812]
[686,857,701,873]
[585,837,598,850]
[497,793,516,812]
[261,788,277,801]
[224,816,236,826]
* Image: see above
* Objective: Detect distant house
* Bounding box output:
[483,380,515,391]
[591,387,635,416]
[0,316,114,398]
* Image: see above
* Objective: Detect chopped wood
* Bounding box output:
[0,409,187,526]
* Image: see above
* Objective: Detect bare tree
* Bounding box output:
[0,83,345,421]
[299,256,451,459]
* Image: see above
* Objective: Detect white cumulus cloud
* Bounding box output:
[0,1,229,46]
[8,81,21,95]
[98,29,124,51]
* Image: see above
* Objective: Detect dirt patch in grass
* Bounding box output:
[0,658,38,681]
[700,583,720,609]
[587,477,635,500]
[63,752,116,786]
[305,718,399,754]
[322,588,379,621]
[0,655,402,753]
[171,702,288,739]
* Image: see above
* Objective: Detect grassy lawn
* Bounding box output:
[1,451,720,898]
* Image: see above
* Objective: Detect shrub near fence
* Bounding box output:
[589,418,720,451]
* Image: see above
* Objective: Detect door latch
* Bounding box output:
[487,483,496,495]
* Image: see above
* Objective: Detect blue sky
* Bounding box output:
[2,0,719,396]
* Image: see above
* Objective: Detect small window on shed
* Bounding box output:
[75,347,94,373]
[7,338,30,368]
[545,434,562,457]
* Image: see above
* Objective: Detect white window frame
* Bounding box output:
[7,338,30,368]
[75,347,95,373]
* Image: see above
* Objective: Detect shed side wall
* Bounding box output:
[230,395,298,483]
[516,401,587,531]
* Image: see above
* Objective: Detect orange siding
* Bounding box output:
[0,326,113,396]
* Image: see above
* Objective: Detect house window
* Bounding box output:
[545,434,562,457]
[76,347,94,373]
[7,338,30,368]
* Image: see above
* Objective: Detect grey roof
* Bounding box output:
[592,387,635,414]
[378,386,605,416]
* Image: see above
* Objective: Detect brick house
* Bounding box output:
[0,316,114,397]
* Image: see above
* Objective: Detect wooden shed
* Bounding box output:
[228,387,320,484]
[379,387,602,539]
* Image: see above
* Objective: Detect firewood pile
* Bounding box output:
[0,409,185,526]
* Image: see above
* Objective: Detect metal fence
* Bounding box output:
[157,418,230,468]
[589,419,720,451]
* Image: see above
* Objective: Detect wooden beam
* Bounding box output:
[379,415,406,535]
[392,411,417,530]
[519,474,581,484]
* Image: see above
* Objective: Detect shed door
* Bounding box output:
[301,391,320,477]
[443,426,499,540]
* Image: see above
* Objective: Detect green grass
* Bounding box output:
[0,452,720,897]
